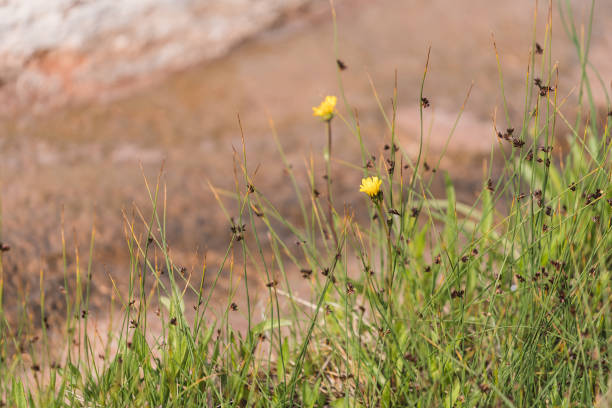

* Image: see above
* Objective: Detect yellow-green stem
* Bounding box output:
[326,120,338,247]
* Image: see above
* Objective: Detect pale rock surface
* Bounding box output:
[0,0,313,114]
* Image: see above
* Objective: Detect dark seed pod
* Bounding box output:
[535,43,543,54]
[265,280,278,288]
[450,289,465,299]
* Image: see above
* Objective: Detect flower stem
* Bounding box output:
[325,120,338,247]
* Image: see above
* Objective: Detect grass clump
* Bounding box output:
[0,1,610,407]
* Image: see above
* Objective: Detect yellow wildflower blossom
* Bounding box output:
[360,176,382,198]
[312,95,337,121]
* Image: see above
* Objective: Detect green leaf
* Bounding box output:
[444,380,461,408]
[381,381,392,407]
[332,396,359,408]
[410,224,428,260]
[481,188,493,242]
[11,380,27,408]
[251,318,292,336]
[277,337,290,380]
[200,323,216,349]
[443,173,458,261]
[160,295,185,315]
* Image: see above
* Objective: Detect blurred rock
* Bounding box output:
[0,0,315,115]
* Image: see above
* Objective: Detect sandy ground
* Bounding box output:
[0,0,610,340]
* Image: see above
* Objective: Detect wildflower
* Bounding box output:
[312,95,337,121]
[359,176,382,198]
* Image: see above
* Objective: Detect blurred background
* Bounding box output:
[0,0,610,330]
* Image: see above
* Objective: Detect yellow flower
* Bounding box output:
[312,95,337,121]
[360,176,382,198]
